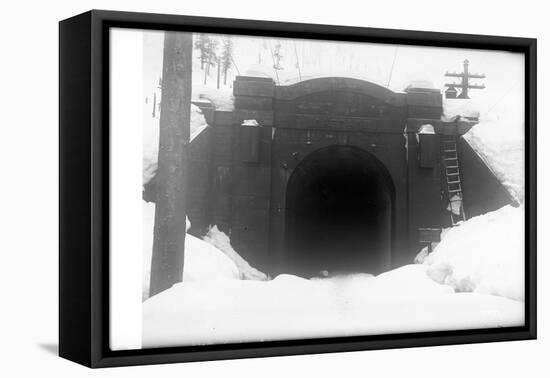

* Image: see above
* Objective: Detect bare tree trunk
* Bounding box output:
[217,56,221,89]
[149,31,193,297]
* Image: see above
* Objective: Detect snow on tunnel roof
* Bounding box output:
[193,85,234,111]
[242,63,437,93]
[443,98,481,121]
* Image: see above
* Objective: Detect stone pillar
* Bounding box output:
[217,76,275,271]
[403,87,446,265]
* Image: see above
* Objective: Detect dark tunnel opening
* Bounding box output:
[284,145,394,278]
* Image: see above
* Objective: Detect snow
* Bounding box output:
[243,63,274,79]
[446,194,463,216]
[418,124,435,134]
[142,204,524,348]
[142,202,239,299]
[142,104,159,186]
[239,64,432,94]
[423,204,525,301]
[190,104,209,140]
[142,263,523,348]
[442,98,481,121]
[463,118,524,203]
[183,235,240,282]
[193,85,234,110]
[142,190,524,348]
[203,226,268,281]
[142,202,266,300]
[416,124,435,143]
[241,119,260,127]
[442,92,524,204]
[414,245,430,264]
[407,78,436,89]
[142,197,525,347]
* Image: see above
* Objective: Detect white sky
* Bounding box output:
[143,30,524,126]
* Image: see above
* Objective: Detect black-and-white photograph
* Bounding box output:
[109,27,526,350]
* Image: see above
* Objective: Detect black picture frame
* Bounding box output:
[59,9,537,368]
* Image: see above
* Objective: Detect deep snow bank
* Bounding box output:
[442,97,524,204]
[193,85,234,110]
[142,202,267,299]
[442,98,481,121]
[463,119,524,203]
[142,202,240,299]
[423,204,524,301]
[142,264,523,348]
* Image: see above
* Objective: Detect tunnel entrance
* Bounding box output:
[284,145,394,278]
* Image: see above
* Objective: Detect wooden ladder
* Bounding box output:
[441,135,466,226]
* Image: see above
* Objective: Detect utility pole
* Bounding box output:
[444,59,486,99]
[149,31,193,297]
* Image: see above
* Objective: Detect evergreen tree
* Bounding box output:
[220,37,234,85]
[205,37,219,72]
[203,37,219,84]
[194,34,220,84]
[194,34,209,70]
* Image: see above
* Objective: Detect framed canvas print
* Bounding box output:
[59,10,536,368]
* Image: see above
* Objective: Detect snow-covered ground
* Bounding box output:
[143,267,523,348]
[142,202,525,348]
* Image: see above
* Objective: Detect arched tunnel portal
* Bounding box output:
[284,145,395,278]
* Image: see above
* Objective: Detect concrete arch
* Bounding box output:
[283,145,395,278]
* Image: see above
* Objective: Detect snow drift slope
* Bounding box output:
[142,202,240,299]
[463,119,524,204]
[423,204,524,301]
[203,225,268,281]
[442,96,524,204]
[142,202,267,299]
